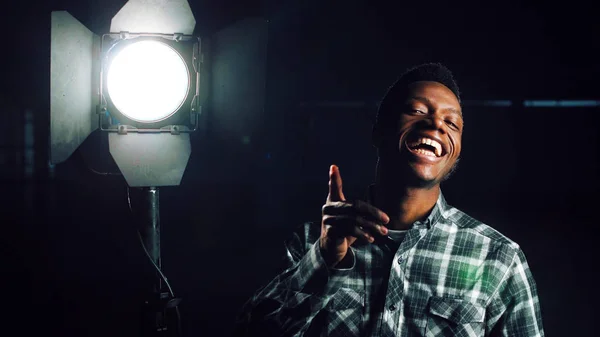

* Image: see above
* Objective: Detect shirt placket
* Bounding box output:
[379,225,429,336]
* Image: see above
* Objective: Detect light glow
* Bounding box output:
[107,40,189,123]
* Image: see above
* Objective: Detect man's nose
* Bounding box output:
[419,115,445,131]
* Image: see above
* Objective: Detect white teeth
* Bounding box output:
[410,137,443,157]
[415,148,436,157]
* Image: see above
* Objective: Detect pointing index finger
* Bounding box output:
[328,165,346,202]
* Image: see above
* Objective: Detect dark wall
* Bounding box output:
[1,0,598,336]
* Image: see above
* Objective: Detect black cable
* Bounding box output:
[127,186,182,336]
[89,166,122,176]
[75,148,122,176]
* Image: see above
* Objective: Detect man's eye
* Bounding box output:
[446,120,458,129]
[410,109,426,115]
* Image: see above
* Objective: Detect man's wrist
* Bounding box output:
[319,242,339,268]
[319,243,355,270]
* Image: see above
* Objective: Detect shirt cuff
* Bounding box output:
[317,241,356,272]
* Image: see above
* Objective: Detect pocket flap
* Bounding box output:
[428,297,485,324]
[328,288,364,310]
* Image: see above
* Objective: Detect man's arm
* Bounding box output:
[487,248,545,336]
[232,223,355,337]
[232,166,385,336]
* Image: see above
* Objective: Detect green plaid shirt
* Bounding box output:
[234,192,544,336]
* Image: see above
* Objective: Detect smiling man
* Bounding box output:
[233,63,544,336]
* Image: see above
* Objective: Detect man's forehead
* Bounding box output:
[407,81,456,96]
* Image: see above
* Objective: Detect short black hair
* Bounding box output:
[373,63,461,147]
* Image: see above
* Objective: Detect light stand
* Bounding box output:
[140,187,161,279]
[130,187,182,336]
[139,187,165,335]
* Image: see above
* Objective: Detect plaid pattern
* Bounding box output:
[234,192,544,336]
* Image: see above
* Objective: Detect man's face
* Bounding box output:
[379,81,463,187]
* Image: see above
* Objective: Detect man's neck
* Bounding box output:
[373,182,440,230]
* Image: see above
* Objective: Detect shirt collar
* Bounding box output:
[366,184,450,229]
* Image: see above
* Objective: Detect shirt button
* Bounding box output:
[389,305,397,311]
[397,257,402,264]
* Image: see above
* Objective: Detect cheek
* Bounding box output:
[455,145,462,158]
[382,124,413,151]
[450,134,462,157]
[398,120,415,140]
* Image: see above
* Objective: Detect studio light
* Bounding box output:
[49,2,267,334]
[106,40,190,123]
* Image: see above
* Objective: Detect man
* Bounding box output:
[233,63,544,336]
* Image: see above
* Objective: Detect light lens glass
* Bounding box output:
[106,40,189,123]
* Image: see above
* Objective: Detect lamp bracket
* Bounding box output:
[191,95,200,114]
[96,104,107,115]
[193,42,202,72]
[172,33,184,42]
[103,124,195,135]
[119,31,131,40]
[105,32,196,43]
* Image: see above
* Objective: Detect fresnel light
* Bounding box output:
[49,0,267,335]
[100,32,200,132]
[50,1,200,335]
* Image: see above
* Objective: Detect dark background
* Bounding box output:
[1,0,598,336]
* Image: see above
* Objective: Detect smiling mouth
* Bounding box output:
[405,137,444,158]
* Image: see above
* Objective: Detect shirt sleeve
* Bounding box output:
[487,247,545,337]
[232,224,354,337]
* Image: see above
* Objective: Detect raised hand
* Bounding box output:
[319,165,389,268]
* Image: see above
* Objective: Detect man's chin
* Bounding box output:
[379,155,451,188]
[405,163,443,186]
[392,166,441,189]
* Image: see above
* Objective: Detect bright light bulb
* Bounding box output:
[106,40,189,123]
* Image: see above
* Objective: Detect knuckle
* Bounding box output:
[365,204,377,217]
[354,216,366,225]
[354,201,370,215]
[355,217,375,230]
[324,201,350,215]
[323,215,339,225]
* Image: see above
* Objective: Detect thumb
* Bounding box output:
[327,165,346,202]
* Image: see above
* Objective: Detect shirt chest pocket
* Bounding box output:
[425,296,485,337]
[323,288,365,336]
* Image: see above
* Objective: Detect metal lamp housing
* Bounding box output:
[100,33,201,132]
